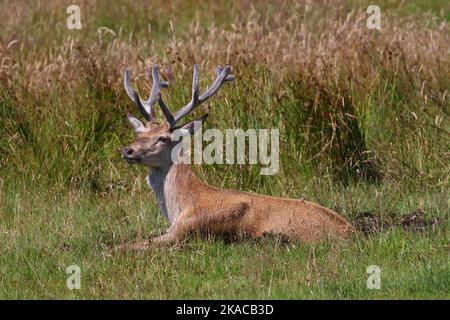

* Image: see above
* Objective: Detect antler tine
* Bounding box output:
[157,92,176,128]
[124,69,152,121]
[150,65,176,128]
[123,65,169,121]
[216,66,236,81]
[191,64,200,108]
[148,65,169,116]
[173,65,235,123]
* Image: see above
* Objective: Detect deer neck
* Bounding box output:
[147,163,203,225]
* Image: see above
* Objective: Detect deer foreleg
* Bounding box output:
[152,202,250,246]
[115,202,250,251]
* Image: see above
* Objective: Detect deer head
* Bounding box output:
[122,64,235,168]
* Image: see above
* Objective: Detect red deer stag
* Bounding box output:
[118,64,354,250]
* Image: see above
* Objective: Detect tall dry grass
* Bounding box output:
[0,0,449,194]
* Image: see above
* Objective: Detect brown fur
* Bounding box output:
[118,131,355,250]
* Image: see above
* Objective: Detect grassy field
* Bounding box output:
[0,0,449,299]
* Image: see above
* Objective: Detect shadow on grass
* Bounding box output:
[351,209,443,236]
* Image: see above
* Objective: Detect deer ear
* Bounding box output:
[127,113,149,134]
[177,113,209,135]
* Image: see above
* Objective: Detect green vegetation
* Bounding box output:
[0,0,448,299]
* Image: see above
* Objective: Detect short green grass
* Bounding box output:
[0,177,448,299]
[0,189,448,299]
[0,0,449,299]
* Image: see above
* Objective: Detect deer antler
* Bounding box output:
[125,64,234,128]
[172,64,235,124]
[124,65,169,121]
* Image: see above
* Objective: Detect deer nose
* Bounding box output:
[122,147,135,158]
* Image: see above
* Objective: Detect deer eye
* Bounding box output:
[157,136,170,144]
